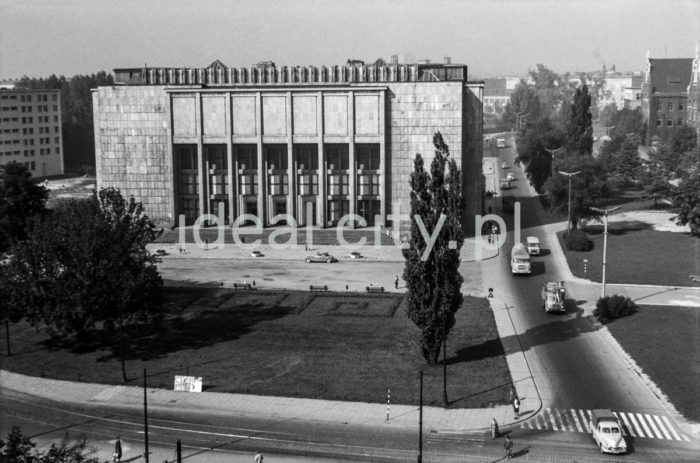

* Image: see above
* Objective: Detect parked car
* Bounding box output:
[305,253,337,263]
[250,250,264,258]
[526,236,540,255]
[350,251,362,259]
[507,172,515,181]
[501,162,508,169]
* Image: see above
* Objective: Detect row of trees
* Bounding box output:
[16,73,114,171]
[0,163,163,365]
[0,426,104,463]
[503,64,699,234]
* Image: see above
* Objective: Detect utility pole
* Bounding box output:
[590,206,621,298]
[418,371,423,463]
[442,311,447,407]
[143,368,150,463]
[559,171,581,231]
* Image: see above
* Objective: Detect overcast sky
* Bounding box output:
[1,0,698,80]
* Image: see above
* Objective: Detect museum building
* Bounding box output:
[93,59,484,232]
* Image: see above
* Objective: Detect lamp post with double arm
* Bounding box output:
[590,206,621,298]
[559,170,581,231]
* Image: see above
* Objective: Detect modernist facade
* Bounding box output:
[0,88,64,177]
[641,56,693,145]
[93,60,483,233]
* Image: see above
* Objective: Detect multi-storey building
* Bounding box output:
[93,60,484,233]
[687,42,700,142]
[0,88,64,177]
[641,53,693,145]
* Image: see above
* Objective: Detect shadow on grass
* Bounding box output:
[584,220,652,236]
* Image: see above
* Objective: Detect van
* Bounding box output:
[496,138,506,148]
[526,236,540,255]
[511,243,531,274]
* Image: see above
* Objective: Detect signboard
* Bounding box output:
[174,375,203,392]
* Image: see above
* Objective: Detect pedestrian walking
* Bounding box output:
[512,396,520,419]
[504,435,513,459]
[394,275,399,289]
[509,386,516,403]
[254,450,264,463]
[112,436,122,462]
[490,417,499,439]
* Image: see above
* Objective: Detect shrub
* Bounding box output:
[594,295,638,323]
[564,229,592,251]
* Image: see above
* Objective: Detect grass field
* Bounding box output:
[557,228,699,286]
[605,305,700,422]
[1,288,512,408]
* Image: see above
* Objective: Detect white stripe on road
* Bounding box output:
[627,413,643,437]
[653,414,672,440]
[546,408,559,431]
[579,409,592,433]
[617,412,636,437]
[570,409,584,433]
[554,408,570,432]
[661,415,683,441]
[644,413,663,439]
[612,412,628,436]
[635,413,654,438]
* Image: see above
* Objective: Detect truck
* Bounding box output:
[541,281,565,313]
[496,137,506,148]
[500,178,511,189]
[510,243,531,274]
[526,236,540,255]
[590,409,627,454]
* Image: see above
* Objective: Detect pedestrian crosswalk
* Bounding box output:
[521,408,692,442]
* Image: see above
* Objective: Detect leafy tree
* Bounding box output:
[0,426,104,463]
[515,118,566,192]
[5,188,163,344]
[403,132,464,365]
[0,162,49,251]
[502,80,540,131]
[667,125,698,156]
[599,102,618,129]
[671,174,700,237]
[565,85,594,155]
[528,64,565,118]
[546,152,609,229]
[611,137,642,185]
[640,171,674,207]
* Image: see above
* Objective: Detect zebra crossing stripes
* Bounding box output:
[520,409,691,441]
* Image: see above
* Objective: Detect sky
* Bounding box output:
[1,0,699,80]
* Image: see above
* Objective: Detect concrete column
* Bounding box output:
[379,89,387,227]
[196,92,206,221]
[348,91,356,228]
[286,91,295,223]
[225,92,235,224]
[317,91,325,227]
[256,92,265,226]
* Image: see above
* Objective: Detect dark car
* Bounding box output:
[305,253,337,263]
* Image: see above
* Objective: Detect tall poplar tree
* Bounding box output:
[565,84,594,155]
[402,132,464,365]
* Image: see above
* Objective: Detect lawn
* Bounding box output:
[557,227,699,286]
[1,288,512,408]
[605,305,700,422]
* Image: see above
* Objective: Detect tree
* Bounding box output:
[565,85,594,155]
[0,426,104,463]
[528,64,564,119]
[403,132,464,365]
[671,174,700,237]
[599,102,618,129]
[611,137,642,185]
[515,118,566,192]
[667,125,698,156]
[546,152,609,229]
[640,171,674,207]
[0,162,49,252]
[502,80,540,130]
[5,189,163,344]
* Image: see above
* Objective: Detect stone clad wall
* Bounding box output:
[93,86,171,225]
[384,81,465,226]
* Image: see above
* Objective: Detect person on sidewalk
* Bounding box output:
[512,396,520,419]
[394,275,399,289]
[504,435,514,459]
[112,436,122,462]
[254,450,263,463]
[490,417,499,439]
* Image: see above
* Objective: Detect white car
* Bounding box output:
[250,250,264,258]
[506,172,515,181]
[501,162,508,169]
[590,409,627,454]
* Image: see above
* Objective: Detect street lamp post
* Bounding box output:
[590,206,621,298]
[544,146,563,178]
[559,171,581,231]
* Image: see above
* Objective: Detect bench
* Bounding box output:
[233,283,253,290]
[366,286,385,293]
[309,285,328,292]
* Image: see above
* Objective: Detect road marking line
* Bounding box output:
[569,409,584,433]
[644,413,663,439]
[617,412,636,437]
[536,413,546,430]
[635,413,653,438]
[653,415,672,440]
[660,416,683,441]
[553,408,570,432]
[546,408,559,431]
[626,413,643,437]
[612,412,628,437]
